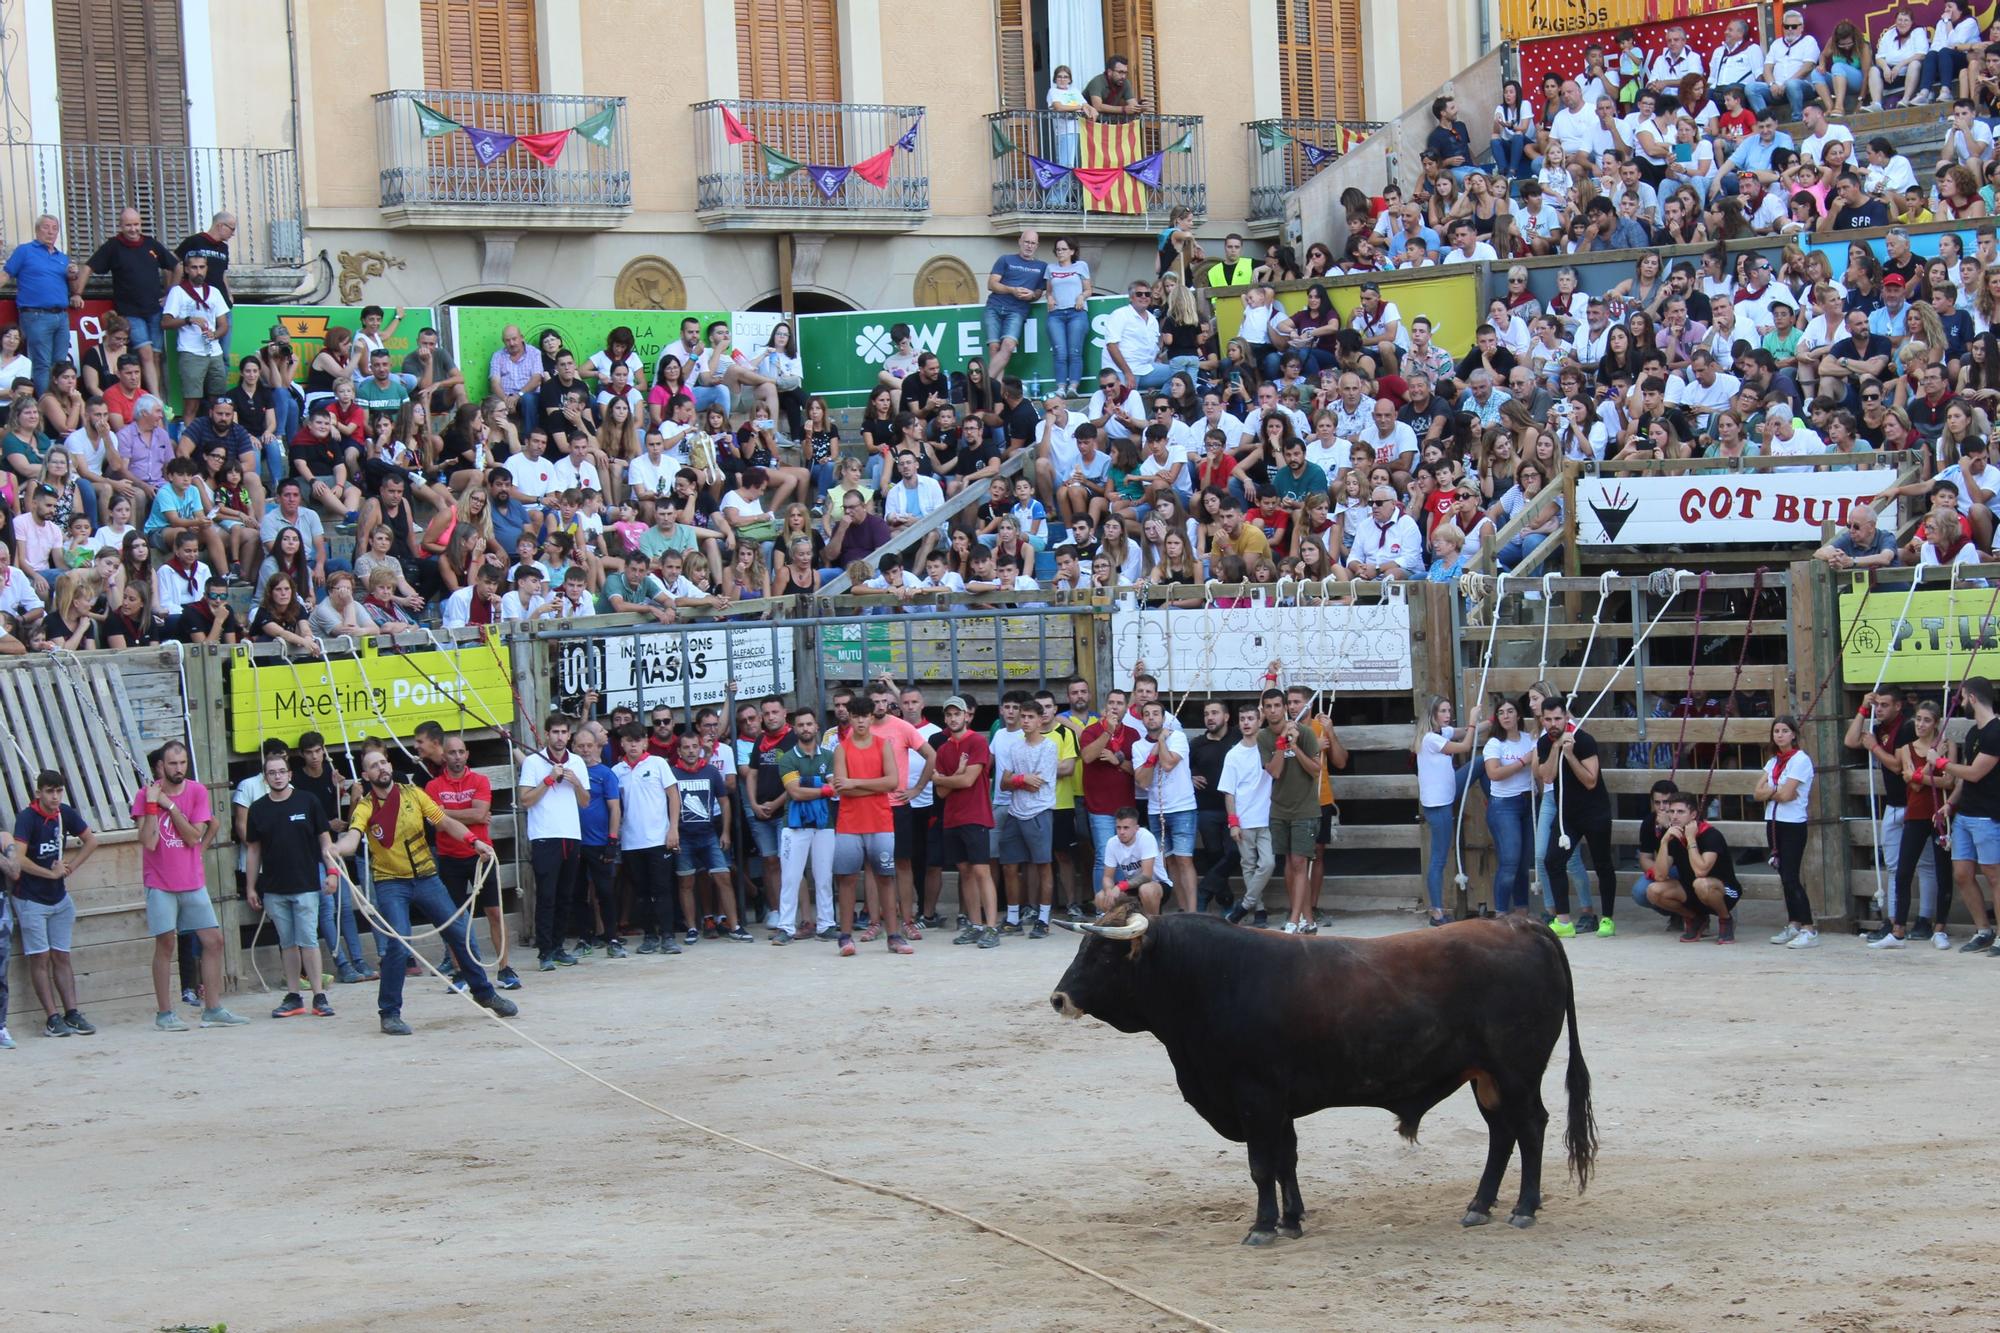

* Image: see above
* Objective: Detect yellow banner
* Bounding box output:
[1839,581,2000,687]
[1209,270,1483,372]
[1500,0,1744,41]
[228,634,517,751]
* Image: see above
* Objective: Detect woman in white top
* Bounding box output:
[753,320,806,442]
[1754,715,1818,948]
[1416,695,1482,926]
[1920,1,1983,104]
[1482,696,1538,916]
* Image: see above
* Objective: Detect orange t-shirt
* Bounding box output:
[835,734,894,834]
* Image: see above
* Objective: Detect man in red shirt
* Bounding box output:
[646,706,678,760]
[932,694,1000,947]
[832,709,904,957]
[865,678,937,937]
[1079,689,1138,858]
[424,733,517,989]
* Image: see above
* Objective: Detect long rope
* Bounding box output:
[328,852,1229,1333]
[1694,567,1767,811]
[1452,573,1508,910]
[1566,569,1617,705]
[1663,571,1709,788]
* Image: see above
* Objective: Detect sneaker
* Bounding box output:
[837,933,856,957]
[497,966,523,990]
[42,1013,72,1038]
[552,950,580,967]
[538,956,558,973]
[956,912,970,931]
[702,917,721,940]
[1934,930,1952,950]
[1575,913,1600,934]
[1596,918,1616,938]
[925,914,949,930]
[857,924,881,943]
[474,992,519,1018]
[887,933,914,955]
[814,926,839,942]
[903,918,924,941]
[1252,912,1270,929]
[1224,903,1249,925]
[336,963,367,984]
[606,940,629,959]
[1716,917,1736,944]
[1550,919,1577,938]
[271,993,308,1018]
[1863,927,1892,944]
[1770,924,1801,946]
[574,940,596,957]
[181,987,200,1007]
[725,925,755,942]
[684,928,700,946]
[312,994,336,1017]
[201,1007,250,1027]
[999,920,1024,936]
[769,930,793,946]
[637,936,660,955]
[1283,921,1300,934]
[978,926,1001,948]
[952,925,982,945]
[1786,929,1820,950]
[380,1014,413,1036]
[1029,919,1050,939]
[446,973,470,995]
[156,1011,189,1032]
[1678,917,1706,943]
[61,1009,94,1036]
[1912,917,1935,939]
[1063,904,1086,921]
[662,938,683,955]
[1868,931,1907,950]
[0,1028,13,1049]
[1960,928,1995,953]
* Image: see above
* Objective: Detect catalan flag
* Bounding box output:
[1081,119,1146,215]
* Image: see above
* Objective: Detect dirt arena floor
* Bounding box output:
[4,905,1993,1332]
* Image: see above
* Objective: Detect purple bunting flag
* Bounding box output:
[1026,154,1073,190]
[464,126,518,165]
[1123,150,1165,189]
[808,164,853,199]
[894,116,922,153]
[1300,141,1337,168]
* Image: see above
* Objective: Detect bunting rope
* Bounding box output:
[412,98,621,167]
[722,106,925,200]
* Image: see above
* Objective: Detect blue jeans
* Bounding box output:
[1533,788,1587,899]
[1490,131,1530,178]
[373,873,494,1017]
[1811,64,1864,110]
[1633,874,1678,919]
[261,438,290,491]
[1485,791,1532,913]
[271,387,302,452]
[1746,77,1815,120]
[1921,48,1968,93]
[1422,803,1454,913]
[19,307,69,394]
[1087,812,1119,870]
[1048,307,1089,387]
[983,303,1028,349]
[690,384,731,414]
[1497,531,1549,570]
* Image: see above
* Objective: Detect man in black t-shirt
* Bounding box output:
[1661,790,1744,944]
[5,769,99,1040]
[1819,172,1890,232]
[1534,697,1618,938]
[1942,675,2000,951]
[1846,690,1915,917]
[78,207,179,395]
[1187,701,1237,912]
[244,752,339,1020]
[1632,780,1681,925]
[988,376,1041,458]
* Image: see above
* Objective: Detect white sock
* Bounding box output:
[1006,906,1020,924]
[1038,904,1051,923]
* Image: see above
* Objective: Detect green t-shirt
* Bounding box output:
[639,525,697,559]
[777,743,835,828]
[1271,462,1329,504]
[1258,726,1322,823]
[353,376,412,414]
[1760,328,1803,362]
[597,570,663,615]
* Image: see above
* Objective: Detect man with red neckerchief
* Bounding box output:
[1078,689,1138,859]
[744,697,794,926]
[1660,789,1744,943]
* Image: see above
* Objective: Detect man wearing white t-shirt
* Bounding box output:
[1349,486,1425,580]
[613,724,682,954]
[1357,397,1419,478]
[1087,366,1146,442]
[503,429,562,502]
[160,254,231,418]
[1131,698,1196,913]
[1548,81,1597,156]
[517,715,591,970]
[1104,281,1167,391]
[1441,220,1497,264]
[1217,701,1276,926]
[1093,807,1167,914]
[1708,18,1765,105]
[1798,104,1853,166]
[626,433,675,513]
[1755,14,1821,121]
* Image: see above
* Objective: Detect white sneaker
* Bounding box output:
[1769,924,1800,945]
[0,1027,13,1049]
[1933,930,1952,949]
[1912,89,1936,105]
[1867,931,1906,949]
[1282,920,1299,934]
[1786,929,1820,950]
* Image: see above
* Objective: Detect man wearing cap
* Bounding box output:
[1871,273,1918,352]
[1349,283,1407,369]
[1348,486,1424,581]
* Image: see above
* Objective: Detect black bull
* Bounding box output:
[1051,908,1597,1244]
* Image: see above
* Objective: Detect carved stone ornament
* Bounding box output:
[336,250,407,304]
[615,256,688,310]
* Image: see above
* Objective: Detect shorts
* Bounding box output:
[14,895,76,954]
[749,813,784,859]
[1000,809,1054,864]
[178,350,228,397]
[1152,808,1197,859]
[983,304,1028,347]
[1952,813,2000,864]
[893,803,931,859]
[1632,875,1677,913]
[1318,806,1338,846]
[835,830,897,877]
[438,852,500,913]
[1050,807,1078,852]
[145,885,219,936]
[126,312,164,350]
[676,832,729,876]
[1271,817,1321,859]
[266,891,320,948]
[941,823,992,866]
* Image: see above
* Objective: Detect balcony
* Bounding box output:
[692,99,929,232]
[986,111,1204,234]
[373,90,631,229]
[0,143,302,290]
[1244,118,1382,225]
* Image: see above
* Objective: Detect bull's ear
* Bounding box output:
[1126,932,1147,961]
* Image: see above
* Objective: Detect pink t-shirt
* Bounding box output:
[866,714,926,799]
[132,781,212,891]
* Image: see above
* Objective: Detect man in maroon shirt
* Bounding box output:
[932,694,1000,946]
[1078,689,1138,863]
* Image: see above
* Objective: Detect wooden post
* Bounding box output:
[1792,560,1852,927]
[1412,584,1464,917]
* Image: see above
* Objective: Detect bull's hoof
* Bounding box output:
[1276,1223,1303,1239]
[1242,1229,1279,1247]
[1461,1209,1493,1228]
[1507,1212,1537,1229]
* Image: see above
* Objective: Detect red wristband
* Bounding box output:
[544,775,558,788]
[1227,814,1241,828]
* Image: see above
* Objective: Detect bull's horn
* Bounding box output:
[1080,913,1149,940]
[1052,919,1082,932]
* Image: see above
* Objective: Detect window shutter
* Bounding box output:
[736,0,842,162]
[54,0,188,146]
[994,0,1031,112]
[422,0,540,93]
[1102,0,1160,108]
[1332,0,1364,119]
[1276,0,1363,123]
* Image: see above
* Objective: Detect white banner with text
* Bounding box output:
[552,626,796,714]
[1111,597,1413,695]
[1575,469,1897,546]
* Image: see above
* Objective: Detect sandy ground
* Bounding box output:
[3,906,1994,1333]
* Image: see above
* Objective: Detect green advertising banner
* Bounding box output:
[446,307,729,389]
[163,304,437,410]
[797,296,1125,409]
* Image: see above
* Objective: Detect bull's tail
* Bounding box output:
[1552,935,1598,1194]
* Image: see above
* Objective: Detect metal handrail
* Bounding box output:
[985,109,1205,221]
[691,98,929,217]
[373,90,630,211]
[819,449,1037,596]
[1244,117,1382,222]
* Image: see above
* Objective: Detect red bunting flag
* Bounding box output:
[721,106,757,145]
[850,145,896,188]
[1072,165,1128,202]
[517,129,572,165]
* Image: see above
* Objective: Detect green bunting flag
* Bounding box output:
[570,104,618,148]
[761,145,803,181]
[413,100,461,139]
[1165,129,1195,154]
[991,121,1017,158]
[1254,123,1293,153]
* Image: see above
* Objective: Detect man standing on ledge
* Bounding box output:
[984,231,1049,388]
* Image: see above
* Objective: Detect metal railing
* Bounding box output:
[0,143,302,269]
[691,99,929,218]
[986,110,1204,222]
[1244,118,1381,222]
[373,90,631,214]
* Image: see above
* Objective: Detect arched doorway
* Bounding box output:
[746,289,857,315]
[441,287,554,308]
